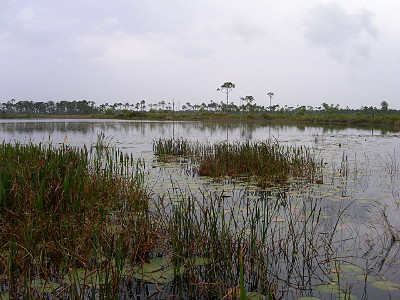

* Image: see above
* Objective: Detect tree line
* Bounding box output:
[0,81,395,116]
[0,98,395,116]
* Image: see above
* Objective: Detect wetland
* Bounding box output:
[0,119,400,299]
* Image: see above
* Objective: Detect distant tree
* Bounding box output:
[271,104,280,112]
[185,102,193,111]
[159,101,166,110]
[381,101,389,111]
[322,102,330,111]
[140,100,146,111]
[241,96,255,112]
[267,92,274,112]
[99,104,107,113]
[208,100,218,111]
[217,82,236,107]
[322,102,339,115]
[47,101,55,114]
[241,96,254,105]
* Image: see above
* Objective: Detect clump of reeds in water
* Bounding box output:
[0,140,151,298]
[152,137,201,162]
[153,138,320,186]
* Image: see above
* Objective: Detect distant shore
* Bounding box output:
[2,111,400,131]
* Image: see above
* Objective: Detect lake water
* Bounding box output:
[1,118,400,299]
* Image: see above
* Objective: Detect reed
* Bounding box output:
[153,138,320,186]
[0,138,353,299]
[0,140,150,298]
[148,181,344,299]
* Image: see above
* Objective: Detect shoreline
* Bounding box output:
[1,112,400,131]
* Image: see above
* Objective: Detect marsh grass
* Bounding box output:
[149,181,349,299]
[153,138,321,187]
[0,140,151,298]
[0,138,364,299]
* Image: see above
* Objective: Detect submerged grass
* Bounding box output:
[153,138,321,187]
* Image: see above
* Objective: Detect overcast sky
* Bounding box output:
[1,0,399,109]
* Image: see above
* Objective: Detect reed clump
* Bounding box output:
[0,141,151,298]
[153,139,320,186]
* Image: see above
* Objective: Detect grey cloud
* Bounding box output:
[304,3,378,63]
[229,17,266,43]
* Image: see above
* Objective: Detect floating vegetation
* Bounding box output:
[316,283,341,294]
[355,274,376,282]
[153,138,322,187]
[371,280,400,291]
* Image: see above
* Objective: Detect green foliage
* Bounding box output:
[381,100,389,111]
[105,108,115,115]
[297,108,306,115]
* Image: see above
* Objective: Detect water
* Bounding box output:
[1,118,400,299]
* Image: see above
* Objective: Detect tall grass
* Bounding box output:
[153,138,321,186]
[0,140,150,298]
[149,181,346,299]
[0,138,354,299]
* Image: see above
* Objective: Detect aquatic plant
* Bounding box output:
[2,134,398,299]
[0,140,150,298]
[153,138,321,186]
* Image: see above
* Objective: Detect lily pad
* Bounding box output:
[340,264,363,274]
[245,292,265,299]
[185,256,212,266]
[63,269,108,285]
[327,272,347,282]
[150,257,171,267]
[371,280,400,291]
[247,195,261,200]
[63,268,89,284]
[355,274,375,282]
[84,272,109,286]
[335,294,358,300]
[133,265,185,284]
[132,262,162,273]
[30,279,61,293]
[316,284,341,294]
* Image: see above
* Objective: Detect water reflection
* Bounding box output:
[1,119,398,147]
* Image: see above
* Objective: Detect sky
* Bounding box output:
[1,0,400,109]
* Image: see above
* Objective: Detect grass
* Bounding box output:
[118,111,400,129]
[153,138,322,187]
[0,138,151,298]
[3,111,400,131]
[0,136,379,299]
